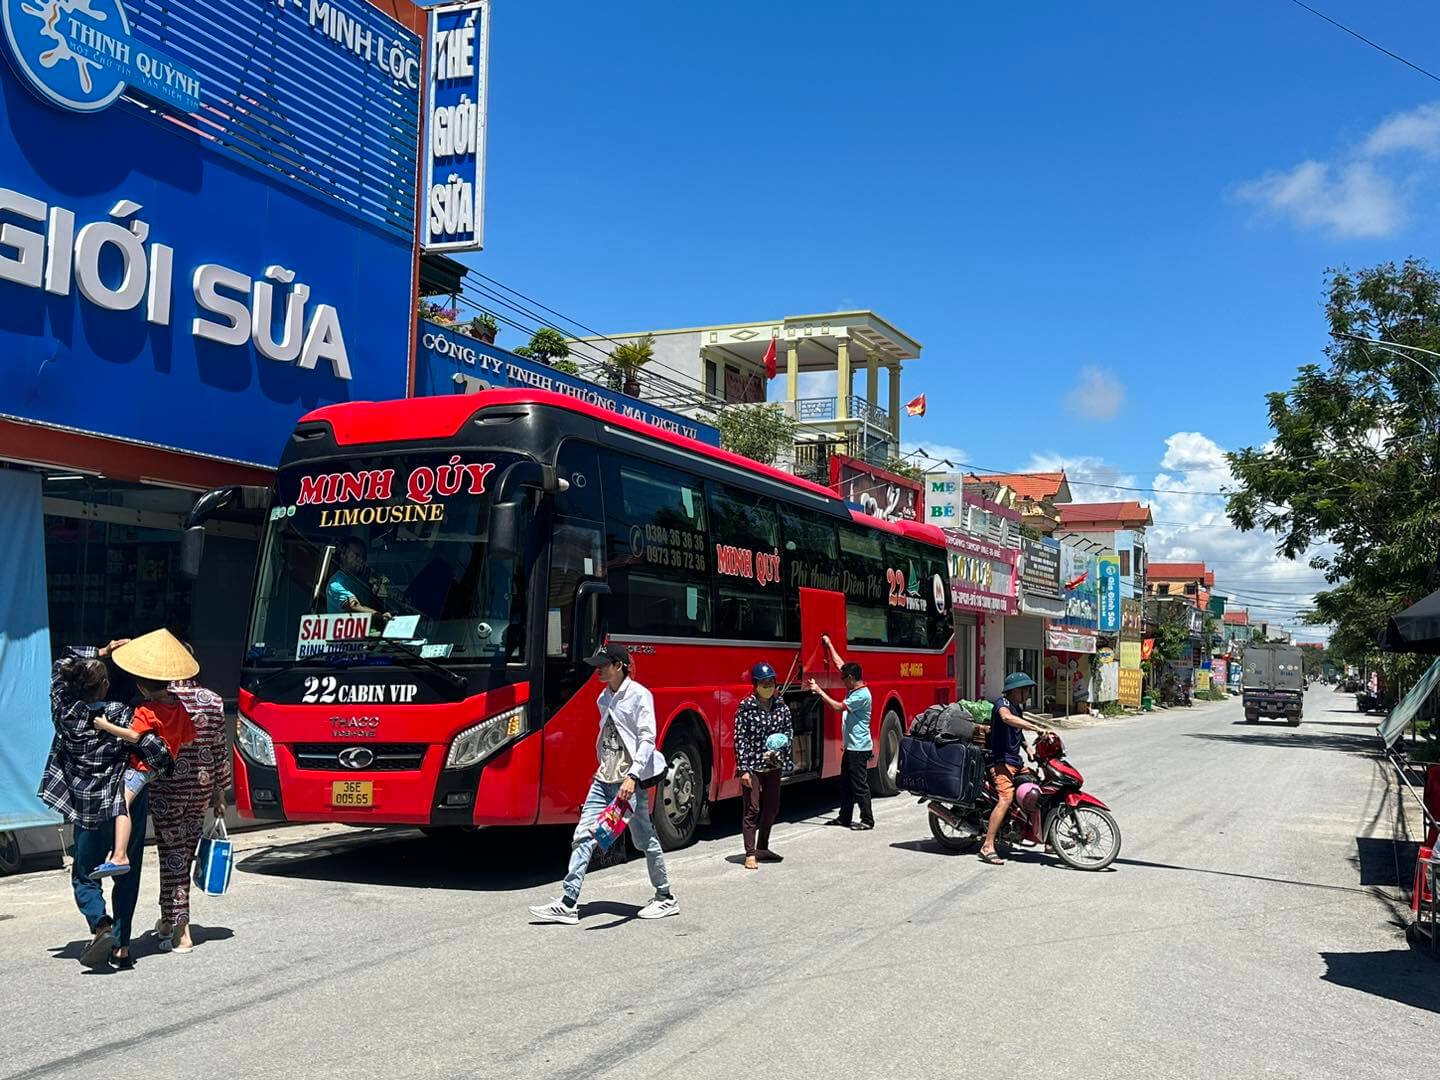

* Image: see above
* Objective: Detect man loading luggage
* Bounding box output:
[979,672,1048,866]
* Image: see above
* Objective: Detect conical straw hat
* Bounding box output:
[111,629,199,682]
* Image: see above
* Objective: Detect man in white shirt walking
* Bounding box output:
[528,644,679,924]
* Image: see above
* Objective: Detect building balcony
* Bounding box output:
[789,433,895,486]
[792,396,890,430]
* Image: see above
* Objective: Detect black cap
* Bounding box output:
[585,643,631,668]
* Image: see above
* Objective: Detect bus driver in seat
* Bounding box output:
[327,537,382,616]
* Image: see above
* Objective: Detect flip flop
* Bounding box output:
[978,850,1006,865]
[88,862,130,881]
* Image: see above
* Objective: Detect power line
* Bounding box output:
[1287,0,1440,85]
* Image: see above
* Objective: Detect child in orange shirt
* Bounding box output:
[89,631,199,880]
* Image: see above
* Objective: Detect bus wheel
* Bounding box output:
[0,831,19,876]
[655,739,704,850]
[869,710,903,798]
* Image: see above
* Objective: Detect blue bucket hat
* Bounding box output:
[1004,672,1036,692]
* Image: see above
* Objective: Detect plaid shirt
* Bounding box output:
[37,646,172,830]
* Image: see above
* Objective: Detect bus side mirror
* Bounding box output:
[573,581,611,662]
[180,526,206,579]
[488,500,523,560]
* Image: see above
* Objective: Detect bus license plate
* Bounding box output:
[331,781,373,808]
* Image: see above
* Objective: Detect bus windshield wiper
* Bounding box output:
[364,636,469,691]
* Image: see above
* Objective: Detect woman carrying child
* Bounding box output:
[88,631,199,882]
[39,638,173,969]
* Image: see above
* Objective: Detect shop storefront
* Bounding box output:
[943,515,1019,701]
[1044,544,1098,715]
[1012,537,1062,701]
[0,0,424,829]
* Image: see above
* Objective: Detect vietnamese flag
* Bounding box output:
[905,394,926,417]
[762,337,777,380]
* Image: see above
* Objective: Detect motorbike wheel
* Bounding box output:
[1046,805,1121,871]
[928,807,980,852]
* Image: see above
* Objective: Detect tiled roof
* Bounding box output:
[1056,501,1153,527]
[1222,611,1249,625]
[1149,562,1209,580]
[965,471,1066,501]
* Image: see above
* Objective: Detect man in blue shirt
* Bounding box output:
[809,634,875,830]
[326,538,379,616]
[980,672,1048,865]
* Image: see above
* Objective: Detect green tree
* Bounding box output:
[718,404,798,466]
[514,327,572,368]
[1227,259,1440,661]
[885,457,924,482]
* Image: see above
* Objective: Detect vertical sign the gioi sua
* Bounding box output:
[424,2,491,251]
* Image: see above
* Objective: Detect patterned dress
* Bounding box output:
[150,681,231,927]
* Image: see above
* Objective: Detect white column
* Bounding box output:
[865,349,879,423]
[888,363,902,440]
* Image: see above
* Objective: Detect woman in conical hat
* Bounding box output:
[86,629,199,967]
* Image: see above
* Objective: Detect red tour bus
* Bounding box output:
[186,388,955,848]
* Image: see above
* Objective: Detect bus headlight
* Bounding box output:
[237,714,276,767]
[446,708,524,769]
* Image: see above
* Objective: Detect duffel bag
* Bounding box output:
[908,703,977,745]
[897,737,986,802]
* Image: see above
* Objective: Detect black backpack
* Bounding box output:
[908,703,976,745]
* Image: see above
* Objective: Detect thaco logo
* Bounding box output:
[2,0,200,114]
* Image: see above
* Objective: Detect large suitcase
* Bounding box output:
[897,737,986,802]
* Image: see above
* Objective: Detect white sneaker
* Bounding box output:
[528,898,579,925]
[637,895,679,920]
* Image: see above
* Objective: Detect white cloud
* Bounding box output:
[903,441,969,471]
[1234,160,1401,238]
[1025,433,1334,639]
[1063,366,1126,422]
[1231,100,1440,238]
[1363,102,1440,159]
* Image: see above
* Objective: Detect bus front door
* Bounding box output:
[799,587,847,777]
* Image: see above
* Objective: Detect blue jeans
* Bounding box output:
[562,777,670,903]
[69,789,150,948]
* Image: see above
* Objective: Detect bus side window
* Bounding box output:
[547,519,606,658]
[708,484,784,643]
[600,451,711,638]
[884,538,931,650]
[838,525,887,645]
[780,510,839,641]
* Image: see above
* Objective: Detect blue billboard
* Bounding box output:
[0,0,421,467]
[416,321,722,446]
[423,1,489,251]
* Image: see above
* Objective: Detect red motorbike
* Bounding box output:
[926,731,1122,870]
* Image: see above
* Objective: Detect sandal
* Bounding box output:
[155,919,174,953]
[978,850,1006,865]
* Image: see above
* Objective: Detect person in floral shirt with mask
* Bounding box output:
[733,662,794,870]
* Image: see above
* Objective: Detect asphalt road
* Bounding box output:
[2,690,1435,1080]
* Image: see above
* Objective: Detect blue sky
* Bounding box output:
[459,1,1440,636]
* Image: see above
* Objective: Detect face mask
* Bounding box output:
[756,684,776,700]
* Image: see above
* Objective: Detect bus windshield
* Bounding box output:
[246,450,525,666]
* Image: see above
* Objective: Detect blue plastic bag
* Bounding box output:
[192,817,233,897]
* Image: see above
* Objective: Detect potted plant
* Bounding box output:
[610,333,654,397]
[468,311,498,344]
